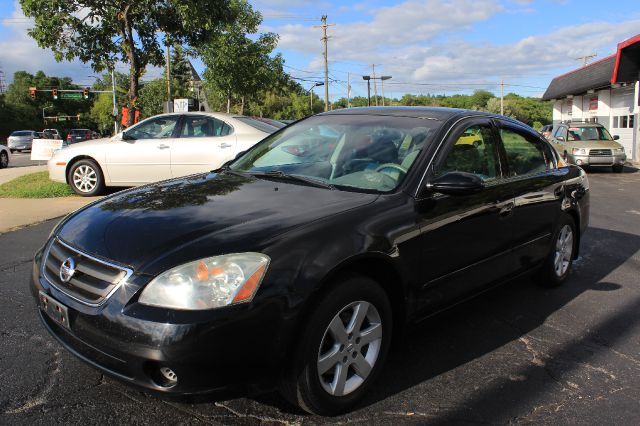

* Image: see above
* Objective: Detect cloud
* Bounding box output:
[265,0,640,97]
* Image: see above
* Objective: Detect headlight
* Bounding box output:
[572,148,587,155]
[614,147,625,154]
[139,253,270,310]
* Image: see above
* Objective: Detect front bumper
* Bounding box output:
[48,159,67,183]
[31,249,291,396]
[568,153,626,167]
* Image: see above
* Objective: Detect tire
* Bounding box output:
[280,275,392,415]
[67,159,105,196]
[537,215,576,287]
[0,151,8,169]
[612,164,624,173]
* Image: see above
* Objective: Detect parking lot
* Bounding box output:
[6,152,44,169]
[1,167,639,425]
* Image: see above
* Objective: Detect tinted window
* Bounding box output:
[500,128,550,176]
[126,116,179,140]
[180,116,232,138]
[11,131,33,136]
[437,124,499,182]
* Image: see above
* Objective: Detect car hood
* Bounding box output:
[558,139,624,150]
[55,172,378,273]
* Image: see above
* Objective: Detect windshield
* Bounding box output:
[234,117,279,134]
[11,131,33,136]
[231,114,441,193]
[567,126,613,141]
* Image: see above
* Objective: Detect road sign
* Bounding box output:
[61,92,83,100]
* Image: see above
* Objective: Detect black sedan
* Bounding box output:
[31,107,589,415]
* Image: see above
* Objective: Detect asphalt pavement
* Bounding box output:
[7,152,46,169]
[1,167,639,425]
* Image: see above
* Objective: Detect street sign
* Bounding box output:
[61,92,83,100]
[174,98,189,112]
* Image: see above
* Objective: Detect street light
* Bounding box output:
[308,82,324,114]
[379,76,392,106]
[362,76,371,106]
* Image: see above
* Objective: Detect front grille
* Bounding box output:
[43,238,132,306]
[589,149,612,156]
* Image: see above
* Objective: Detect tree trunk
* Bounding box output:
[122,9,139,127]
[239,96,245,115]
[227,93,231,114]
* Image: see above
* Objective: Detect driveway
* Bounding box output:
[1,167,639,425]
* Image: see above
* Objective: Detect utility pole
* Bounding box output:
[380,76,392,106]
[347,73,351,108]
[372,64,378,106]
[111,68,118,134]
[500,79,504,116]
[166,41,171,102]
[315,15,334,112]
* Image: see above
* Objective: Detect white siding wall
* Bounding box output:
[610,87,635,158]
[572,95,583,119]
[553,101,562,123]
[597,89,611,126]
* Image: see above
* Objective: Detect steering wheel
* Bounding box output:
[375,163,407,177]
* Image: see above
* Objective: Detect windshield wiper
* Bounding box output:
[211,164,250,178]
[249,170,334,190]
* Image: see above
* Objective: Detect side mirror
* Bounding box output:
[426,171,485,196]
[613,135,620,140]
[556,136,565,141]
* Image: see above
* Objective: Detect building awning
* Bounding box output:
[613,34,640,84]
[542,33,640,101]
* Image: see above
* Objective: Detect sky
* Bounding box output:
[1,0,639,102]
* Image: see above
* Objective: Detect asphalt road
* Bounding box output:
[1,167,639,425]
[7,152,46,168]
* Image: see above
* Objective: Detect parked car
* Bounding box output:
[548,122,626,172]
[43,129,62,139]
[48,112,276,195]
[0,144,10,168]
[65,129,93,145]
[540,124,553,139]
[7,130,37,152]
[33,107,589,415]
[251,116,286,128]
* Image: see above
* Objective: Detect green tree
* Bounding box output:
[138,79,167,118]
[198,5,281,115]
[170,45,193,99]
[20,0,253,125]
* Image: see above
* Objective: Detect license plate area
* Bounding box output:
[39,291,71,330]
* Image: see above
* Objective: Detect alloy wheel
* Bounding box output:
[72,165,98,193]
[317,300,382,396]
[554,224,573,277]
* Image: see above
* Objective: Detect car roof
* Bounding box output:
[319,106,524,125]
[562,122,604,128]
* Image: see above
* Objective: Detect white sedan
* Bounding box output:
[48,112,277,195]
[0,144,11,168]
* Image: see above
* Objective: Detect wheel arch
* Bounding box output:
[298,253,408,345]
[565,207,581,259]
[65,155,104,184]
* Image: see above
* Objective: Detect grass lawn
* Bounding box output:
[0,171,75,198]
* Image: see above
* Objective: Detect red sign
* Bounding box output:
[121,107,140,126]
[589,96,598,111]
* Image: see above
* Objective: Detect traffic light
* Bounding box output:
[83,87,90,99]
[29,87,37,99]
[52,88,58,100]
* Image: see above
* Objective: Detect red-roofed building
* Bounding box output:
[542,34,640,160]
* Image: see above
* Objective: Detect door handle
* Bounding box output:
[219,143,233,149]
[157,144,170,149]
[498,201,514,217]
